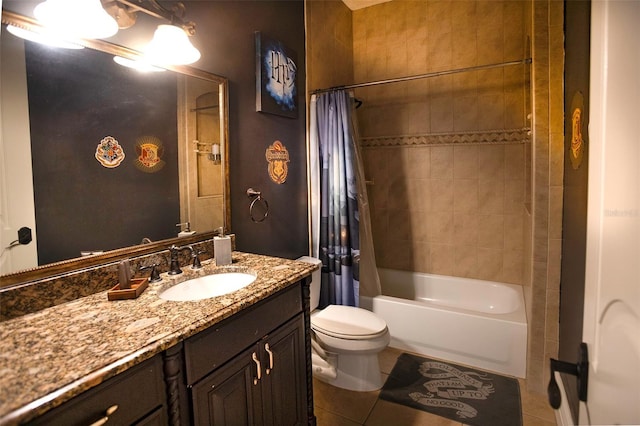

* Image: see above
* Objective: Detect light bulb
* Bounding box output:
[144,25,201,66]
[34,0,118,40]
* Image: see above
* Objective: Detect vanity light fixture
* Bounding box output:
[107,0,201,66]
[7,0,201,66]
[144,24,201,66]
[33,0,119,40]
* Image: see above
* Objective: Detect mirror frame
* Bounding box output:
[0,10,230,288]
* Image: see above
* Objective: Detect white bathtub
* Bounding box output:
[360,268,527,378]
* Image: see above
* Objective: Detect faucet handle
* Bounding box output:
[191,248,206,269]
[140,263,161,283]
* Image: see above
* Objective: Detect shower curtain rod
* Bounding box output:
[312,58,532,94]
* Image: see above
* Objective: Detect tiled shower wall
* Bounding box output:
[363,142,527,284]
[306,0,564,394]
[352,0,529,285]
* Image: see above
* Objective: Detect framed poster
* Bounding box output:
[255,31,298,118]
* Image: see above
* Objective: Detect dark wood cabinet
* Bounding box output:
[191,314,307,426]
[192,344,263,425]
[27,355,166,426]
[182,282,312,426]
[258,315,307,426]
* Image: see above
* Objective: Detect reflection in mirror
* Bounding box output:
[0,10,229,284]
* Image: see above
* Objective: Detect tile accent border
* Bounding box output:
[360,128,531,148]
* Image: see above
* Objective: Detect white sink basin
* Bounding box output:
[159,269,257,302]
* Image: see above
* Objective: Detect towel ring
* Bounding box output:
[247,188,269,223]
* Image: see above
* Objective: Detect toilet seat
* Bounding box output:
[311,305,388,340]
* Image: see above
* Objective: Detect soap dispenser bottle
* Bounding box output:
[213,227,232,266]
[177,222,196,237]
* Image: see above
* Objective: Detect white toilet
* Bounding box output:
[297,256,390,392]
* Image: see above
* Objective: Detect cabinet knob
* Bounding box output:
[252,352,262,385]
[89,404,119,426]
[264,343,274,374]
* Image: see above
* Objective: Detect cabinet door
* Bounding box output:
[191,345,263,426]
[261,314,307,426]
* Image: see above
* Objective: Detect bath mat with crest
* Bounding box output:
[380,353,522,426]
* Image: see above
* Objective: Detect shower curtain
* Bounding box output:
[309,90,380,308]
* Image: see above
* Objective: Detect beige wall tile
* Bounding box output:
[430,178,454,212]
[504,1,525,59]
[479,94,506,130]
[549,131,564,186]
[454,179,479,213]
[478,179,505,214]
[478,145,506,180]
[430,243,455,275]
[410,211,430,243]
[505,144,526,179]
[504,213,525,250]
[477,247,504,281]
[430,96,455,133]
[504,179,525,214]
[478,214,505,249]
[477,0,505,63]
[411,241,431,273]
[428,212,454,244]
[503,249,524,284]
[549,185,563,240]
[453,145,479,179]
[453,96,480,131]
[407,179,431,212]
[430,146,454,178]
[454,244,478,278]
[403,147,431,179]
[453,213,479,246]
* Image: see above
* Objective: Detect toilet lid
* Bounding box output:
[311,305,388,339]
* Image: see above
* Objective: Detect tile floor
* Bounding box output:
[313,347,557,426]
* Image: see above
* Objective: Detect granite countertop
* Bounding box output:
[0,252,317,425]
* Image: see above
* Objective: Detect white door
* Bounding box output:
[582,0,640,424]
[0,25,38,275]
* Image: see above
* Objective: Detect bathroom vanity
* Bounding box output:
[0,252,317,426]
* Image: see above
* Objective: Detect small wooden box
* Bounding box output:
[107,278,149,301]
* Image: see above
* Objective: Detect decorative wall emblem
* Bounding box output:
[265,140,290,184]
[255,32,298,118]
[570,91,585,169]
[134,136,165,173]
[95,136,125,168]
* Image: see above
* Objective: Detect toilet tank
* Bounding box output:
[296,256,322,310]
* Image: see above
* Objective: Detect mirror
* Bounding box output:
[0,10,230,286]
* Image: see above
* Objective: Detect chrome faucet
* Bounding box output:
[168,245,193,275]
